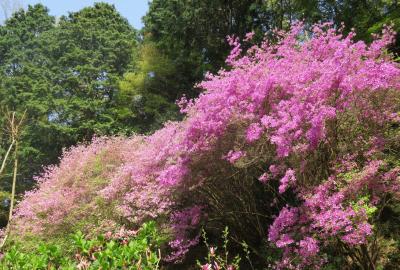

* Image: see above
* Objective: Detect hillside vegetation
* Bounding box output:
[5,23,400,269]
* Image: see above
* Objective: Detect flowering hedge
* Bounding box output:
[13,137,133,239]
[12,23,400,269]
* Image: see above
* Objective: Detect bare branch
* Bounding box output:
[0,140,15,176]
[0,109,26,249]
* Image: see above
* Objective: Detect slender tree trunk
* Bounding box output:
[8,140,17,224]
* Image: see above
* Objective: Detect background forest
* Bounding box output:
[0,1,399,269]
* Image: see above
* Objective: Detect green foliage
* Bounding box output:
[50,2,138,137]
[351,195,378,218]
[0,3,137,195]
[367,2,400,53]
[118,41,179,132]
[0,222,163,270]
[142,0,276,99]
[142,0,400,107]
[72,221,163,270]
[0,4,56,188]
[1,243,76,270]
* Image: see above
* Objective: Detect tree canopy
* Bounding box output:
[0,3,137,189]
[142,0,400,102]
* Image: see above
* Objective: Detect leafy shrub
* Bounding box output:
[1,243,76,270]
[0,222,163,270]
[72,221,163,270]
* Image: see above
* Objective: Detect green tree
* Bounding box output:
[142,0,400,107]
[0,4,56,187]
[141,0,332,101]
[142,0,277,99]
[0,3,138,191]
[118,41,179,132]
[300,0,400,47]
[48,2,138,140]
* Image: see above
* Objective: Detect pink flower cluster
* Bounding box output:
[268,188,371,268]
[268,153,400,269]
[165,206,203,262]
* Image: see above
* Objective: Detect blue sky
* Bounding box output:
[23,0,150,29]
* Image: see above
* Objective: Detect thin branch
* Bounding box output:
[0,109,25,249]
[0,140,14,176]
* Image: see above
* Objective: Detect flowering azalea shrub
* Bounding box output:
[12,137,138,242]
[11,22,400,269]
